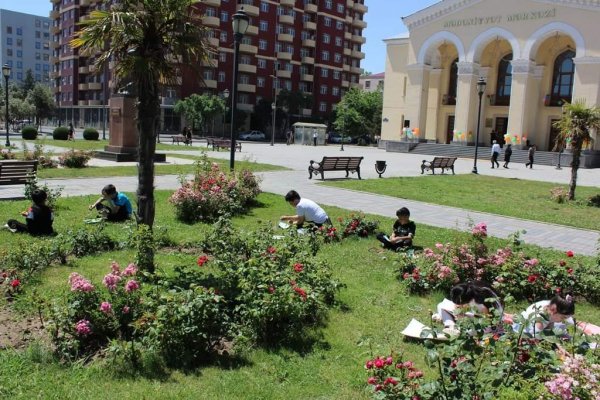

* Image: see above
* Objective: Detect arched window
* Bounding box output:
[444,58,458,105]
[495,53,513,106]
[550,50,575,106]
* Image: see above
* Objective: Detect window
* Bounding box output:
[17,72,23,80]
[495,53,513,106]
[6,26,12,34]
[446,58,458,105]
[35,41,40,49]
[7,37,12,45]
[219,52,227,62]
[239,74,249,84]
[320,85,328,94]
[203,70,214,80]
[218,71,225,82]
[35,19,41,28]
[324,17,331,27]
[16,28,23,35]
[240,55,252,64]
[258,59,267,69]
[365,81,371,89]
[257,77,265,87]
[321,51,329,61]
[205,7,216,17]
[35,31,41,38]
[323,34,330,44]
[221,11,229,22]
[260,20,268,31]
[335,37,342,46]
[321,68,329,77]
[17,50,23,58]
[6,49,12,56]
[319,102,327,112]
[325,0,332,9]
[284,80,292,90]
[550,50,575,106]
[337,4,345,13]
[334,53,341,63]
[35,63,41,71]
[220,31,227,42]
[259,39,267,50]
[16,61,23,69]
[333,70,340,79]
[260,2,269,12]
[332,87,339,96]
[336,21,343,30]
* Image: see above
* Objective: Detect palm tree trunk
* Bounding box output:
[568,145,581,200]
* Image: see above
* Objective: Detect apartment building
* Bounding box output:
[359,72,384,92]
[0,9,52,86]
[49,0,368,131]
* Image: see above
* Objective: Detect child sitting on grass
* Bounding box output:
[89,184,133,222]
[514,294,575,338]
[376,207,415,251]
[5,189,55,236]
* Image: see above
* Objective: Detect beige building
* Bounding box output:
[359,72,385,92]
[381,0,600,152]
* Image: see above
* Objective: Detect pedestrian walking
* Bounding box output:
[490,140,500,168]
[312,129,318,146]
[286,130,293,145]
[68,123,75,141]
[503,144,512,168]
[525,144,536,169]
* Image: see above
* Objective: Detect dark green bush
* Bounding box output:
[21,126,38,140]
[83,128,99,140]
[53,126,69,140]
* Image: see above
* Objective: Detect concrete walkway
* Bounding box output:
[1,141,598,255]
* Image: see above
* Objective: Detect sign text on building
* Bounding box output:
[443,8,556,28]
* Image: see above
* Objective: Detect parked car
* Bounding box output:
[351,134,373,145]
[328,132,352,144]
[239,130,266,141]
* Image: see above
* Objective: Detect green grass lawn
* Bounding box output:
[322,174,600,231]
[29,138,204,152]
[0,191,598,399]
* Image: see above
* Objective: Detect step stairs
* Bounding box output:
[407,143,560,167]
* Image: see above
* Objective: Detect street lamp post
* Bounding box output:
[471,77,486,174]
[229,9,249,171]
[2,64,11,147]
[340,105,345,152]
[271,101,276,146]
[221,89,229,138]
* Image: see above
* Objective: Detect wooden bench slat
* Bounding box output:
[0,160,38,186]
[308,156,363,180]
[420,157,456,175]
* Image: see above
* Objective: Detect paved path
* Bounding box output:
[1,141,598,255]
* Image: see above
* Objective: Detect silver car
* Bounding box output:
[239,130,266,141]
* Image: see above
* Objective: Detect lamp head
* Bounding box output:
[2,64,11,78]
[271,102,276,110]
[232,9,250,36]
[223,89,230,98]
[476,77,486,95]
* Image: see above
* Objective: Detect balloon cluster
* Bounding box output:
[402,127,420,139]
[504,134,524,145]
[453,129,467,141]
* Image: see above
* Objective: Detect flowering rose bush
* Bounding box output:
[338,213,379,238]
[364,354,425,399]
[169,158,261,223]
[58,149,92,168]
[0,147,16,160]
[398,225,594,303]
[544,353,600,400]
[0,268,21,299]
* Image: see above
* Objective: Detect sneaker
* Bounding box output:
[503,166,508,169]
[431,313,442,322]
[3,224,17,233]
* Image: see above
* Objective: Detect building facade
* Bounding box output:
[0,9,52,86]
[381,0,600,152]
[49,0,368,132]
[359,71,384,92]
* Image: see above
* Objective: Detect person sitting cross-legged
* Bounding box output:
[89,184,133,222]
[5,189,55,236]
[376,207,415,251]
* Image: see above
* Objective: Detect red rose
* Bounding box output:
[365,360,374,369]
[10,279,20,288]
[566,250,574,257]
[527,275,537,283]
[567,268,573,275]
[293,263,304,272]
[384,377,398,386]
[267,246,276,254]
[518,351,530,363]
[268,286,275,294]
[559,260,566,267]
[197,255,209,267]
[374,358,385,369]
[367,376,377,385]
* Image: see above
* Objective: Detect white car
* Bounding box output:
[239,130,266,141]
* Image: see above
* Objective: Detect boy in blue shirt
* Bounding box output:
[89,184,132,222]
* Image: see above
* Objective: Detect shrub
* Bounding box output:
[338,213,379,238]
[169,157,261,223]
[21,125,38,140]
[22,142,57,169]
[53,126,69,140]
[58,149,92,168]
[0,147,16,160]
[82,128,99,141]
[550,187,569,203]
[587,194,600,208]
[24,175,63,209]
[67,225,118,257]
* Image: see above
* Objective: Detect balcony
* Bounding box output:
[276,70,292,79]
[88,100,101,106]
[350,82,360,89]
[246,25,258,36]
[352,35,366,44]
[239,44,258,54]
[277,51,293,61]
[88,64,96,73]
[301,108,312,116]
[78,83,89,91]
[341,80,350,88]
[236,4,259,17]
[304,21,317,31]
[354,2,368,13]
[80,0,90,6]
[78,66,89,74]
[277,33,293,43]
[50,10,59,19]
[302,56,314,64]
[204,80,218,89]
[50,71,59,79]
[344,31,351,40]
[302,39,316,48]
[237,103,254,112]
[201,59,218,68]
[238,83,256,93]
[351,50,365,59]
[239,64,257,74]
[281,0,295,6]
[347,0,354,6]
[203,0,221,6]
[202,16,220,28]
[350,66,362,74]
[301,74,314,82]
[353,18,367,29]
[53,86,60,93]
[51,0,60,3]
[208,37,219,48]
[78,100,89,106]
[345,15,353,23]
[51,25,61,34]
[343,64,350,71]
[343,48,351,56]
[279,15,294,25]
[88,82,102,90]
[304,3,317,13]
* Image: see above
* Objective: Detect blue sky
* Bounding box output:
[2,0,440,73]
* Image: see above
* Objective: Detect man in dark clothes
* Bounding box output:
[376,207,416,251]
[5,189,54,236]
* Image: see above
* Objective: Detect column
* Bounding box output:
[572,57,600,150]
[425,68,442,141]
[454,62,480,143]
[507,59,538,146]
[405,63,431,136]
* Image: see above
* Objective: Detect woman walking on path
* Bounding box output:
[490,140,500,168]
[503,144,512,168]
[525,144,536,169]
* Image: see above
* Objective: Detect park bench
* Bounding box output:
[308,156,363,180]
[0,160,38,186]
[171,135,192,146]
[420,157,457,175]
[212,139,242,152]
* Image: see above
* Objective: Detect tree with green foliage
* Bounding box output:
[27,83,56,129]
[276,89,312,133]
[174,94,225,135]
[70,0,212,272]
[333,88,383,141]
[553,100,600,200]
[22,69,36,94]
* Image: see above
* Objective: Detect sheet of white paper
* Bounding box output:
[278,221,290,229]
[401,318,448,341]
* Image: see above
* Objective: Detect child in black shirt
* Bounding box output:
[5,189,55,236]
[376,207,416,251]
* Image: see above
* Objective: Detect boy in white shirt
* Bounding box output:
[281,190,330,228]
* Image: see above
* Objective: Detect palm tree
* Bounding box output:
[71,1,211,227]
[553,100,600,200]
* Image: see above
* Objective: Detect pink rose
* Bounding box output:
[125,280,140,293]
[367,376,377,385]
[123,263,138,276]
[374,358,385,369]
[75,319,92,336]
[100,301,112,314]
